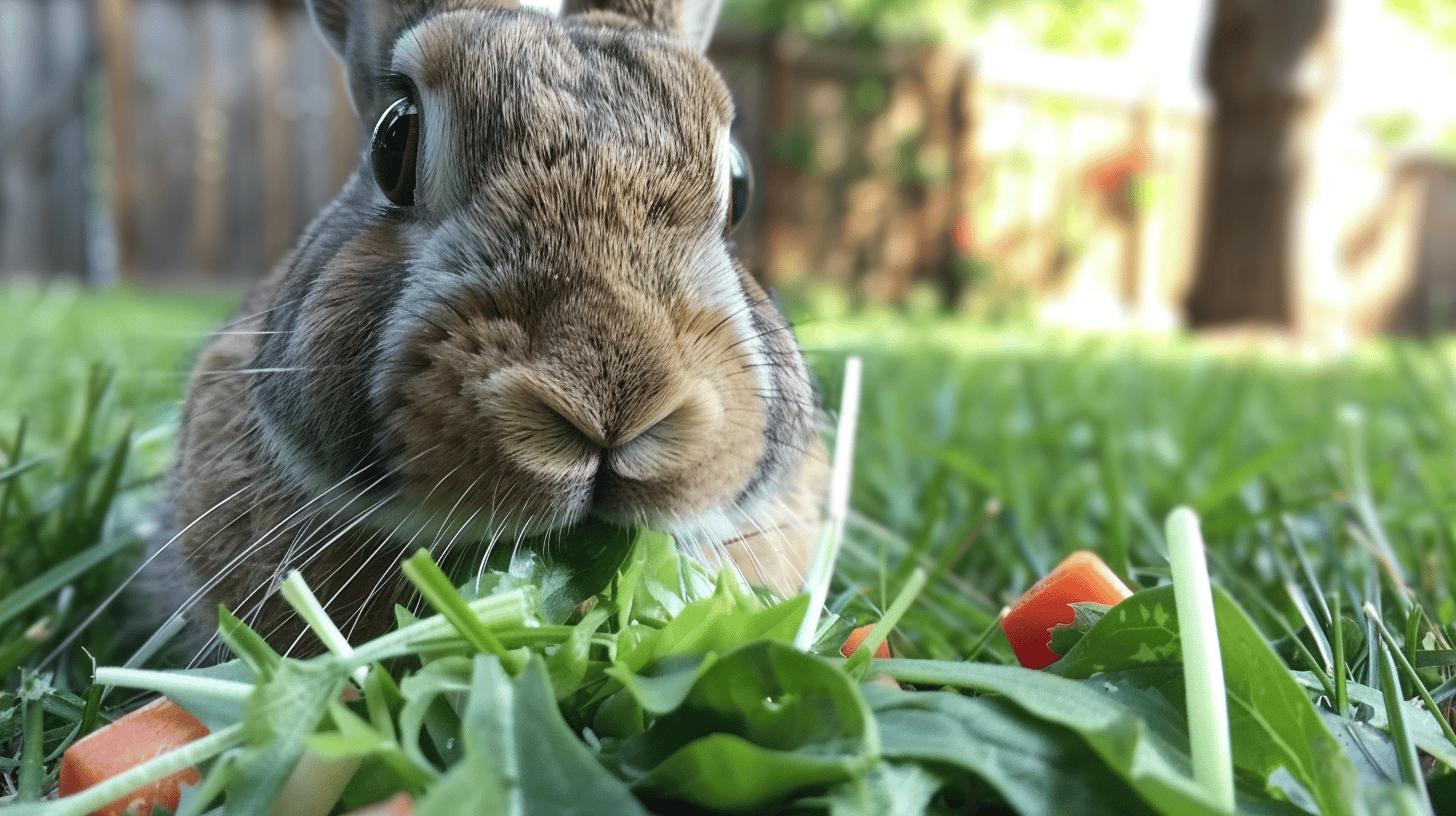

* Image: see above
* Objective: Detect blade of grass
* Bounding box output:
[0,417,29,549]
[0,536,130,629]
[17,689,45,801]
[1332,592,1349,717]
[847,567,926,674]
[963,608,1009,663]
[1281,515,1332,627]
[1376,637,1428,802]
[796,356,862,650]
[1365,602,1456,753]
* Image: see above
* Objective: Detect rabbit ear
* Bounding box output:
[563,0,723,52]
[307,1,524,119]
[305,0,355,55]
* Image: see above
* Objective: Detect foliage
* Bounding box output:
[1386,0,1456,46]
[724,0,1143,52]
[7,289,1456,813]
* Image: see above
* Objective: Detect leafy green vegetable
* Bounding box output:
[820,762,942,816]
[1048,586,1361,816]
[223,659,346,815]
[417,656,647,816]
[1047,601,1113,657]
[608,641,878,812]
[878,659,1228,815]
[864,684,1157,816]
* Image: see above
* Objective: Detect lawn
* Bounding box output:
[4,285,1456,813]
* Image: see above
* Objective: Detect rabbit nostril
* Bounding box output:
[607,384,723,482]
[523,389,608,451]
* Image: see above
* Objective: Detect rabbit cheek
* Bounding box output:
[380,317,572,527]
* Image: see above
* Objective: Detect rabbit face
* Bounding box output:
[250,4,817,542]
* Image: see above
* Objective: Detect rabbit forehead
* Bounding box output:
[392,9,731,202]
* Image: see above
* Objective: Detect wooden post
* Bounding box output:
[941,52,977,307]
[190,0,226,279]
[1186,0,1336,328]
[759,32,795,288]
[96,0,136,282]
[257,0,296,269]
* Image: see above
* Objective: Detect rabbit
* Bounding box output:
[155,0,827,653]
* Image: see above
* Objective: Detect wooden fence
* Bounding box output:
[0,0,1203,301]
[2,0,1449,336]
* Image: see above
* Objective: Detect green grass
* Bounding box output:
[5,285,1456,812]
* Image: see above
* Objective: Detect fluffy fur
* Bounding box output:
[160,0,824,652]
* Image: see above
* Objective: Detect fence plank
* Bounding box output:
[96,0,137,282]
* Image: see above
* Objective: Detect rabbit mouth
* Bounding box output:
[371,289,776,542]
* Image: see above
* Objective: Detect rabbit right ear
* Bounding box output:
[306,0,411,118]
[306,0,520,120]
[306,0,354,56]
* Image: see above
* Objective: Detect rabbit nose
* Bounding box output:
[529,379,720,456]
[606,381,723,482]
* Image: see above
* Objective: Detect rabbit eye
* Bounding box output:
[372,96,420,207]
[726,140,752,235]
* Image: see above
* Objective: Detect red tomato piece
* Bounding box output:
[1000,550,1132,669]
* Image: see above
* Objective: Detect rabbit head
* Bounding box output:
[249,0,818,544]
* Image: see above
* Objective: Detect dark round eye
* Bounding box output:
[726,140,752,235]
[371,97,420,207]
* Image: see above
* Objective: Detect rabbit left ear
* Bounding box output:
[563,0,723,52]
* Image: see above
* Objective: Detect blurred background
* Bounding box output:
[4,0,1456,344]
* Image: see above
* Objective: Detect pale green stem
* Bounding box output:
[795,356,863,650]
[281,570,367,686]
[1166,507,1234,814]
[95,667,253,704]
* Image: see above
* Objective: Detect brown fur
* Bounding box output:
[162,0,824,650]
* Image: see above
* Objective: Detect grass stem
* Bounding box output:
[1365,601,1456,753]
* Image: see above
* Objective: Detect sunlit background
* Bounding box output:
[5,0,1456,348]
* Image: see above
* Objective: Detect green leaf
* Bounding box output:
[397,657,471,774]
[1293,672,1456,770]
[819,762,943,816]
[1048,587,1180,677]
[515,522,639,624]
[415,656,646,816]
[305,699,434,794]
[606,655,717,717]
[546,606,610,701]
[164,660,256,733]
[222,659,346,815]
[863,684,1157,816]
[1046,586,1361,816]
[610,528,716,627]
[1047,601,1113,657]
[216,607,281,682]
[609,641,877,812]
[620,582,810,672]
[878,659,1226,815]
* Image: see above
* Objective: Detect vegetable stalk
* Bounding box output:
[1165,507,1234,814]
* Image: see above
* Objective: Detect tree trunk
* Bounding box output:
[1186,0,1335,328]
